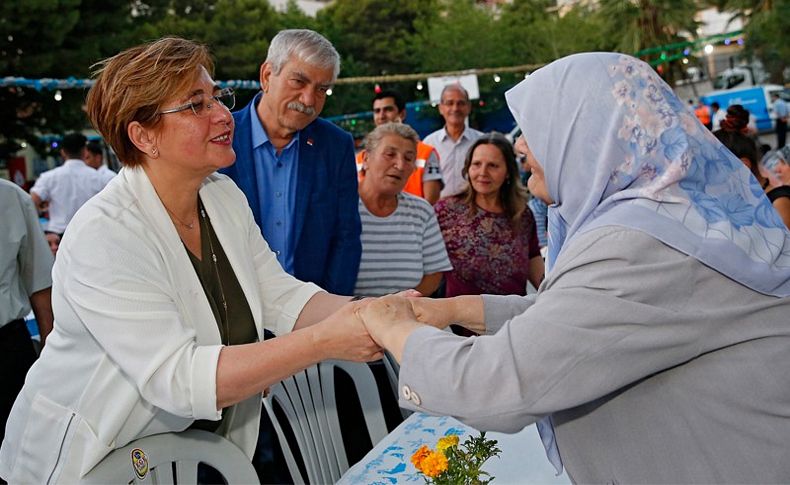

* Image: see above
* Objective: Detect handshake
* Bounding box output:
[312,290,468,364]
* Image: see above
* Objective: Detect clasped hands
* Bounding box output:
[315,290,456,364]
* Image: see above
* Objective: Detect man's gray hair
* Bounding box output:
[266,29,340,81]
[440,83,470,102]
[364,122,420,154]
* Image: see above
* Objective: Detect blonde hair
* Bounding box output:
[363,122,419,155]
[85,37,214,167]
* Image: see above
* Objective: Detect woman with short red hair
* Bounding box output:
[0,37,381,483]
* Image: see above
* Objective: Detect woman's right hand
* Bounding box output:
[311,300,384,362]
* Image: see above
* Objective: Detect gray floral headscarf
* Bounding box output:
[506,52,790,296]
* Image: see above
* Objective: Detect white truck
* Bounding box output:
[701,84,789,132]
[712,65,767,91]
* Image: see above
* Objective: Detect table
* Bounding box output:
[339,412,571,484]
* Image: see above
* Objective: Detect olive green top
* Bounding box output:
[187,199,257,432]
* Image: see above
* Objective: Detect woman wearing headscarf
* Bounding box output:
[355,53,790,483]
[762,147,790,228]
[0,38,382,483]
[769,146,790,185]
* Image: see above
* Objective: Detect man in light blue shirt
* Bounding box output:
[249,102,299,272]
[222,29,361,296]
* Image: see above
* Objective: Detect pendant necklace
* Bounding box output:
[164,204,196,230]
[201,206,230,345]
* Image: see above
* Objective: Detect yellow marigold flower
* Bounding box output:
[436,435,459,452]
[420,451,449,478]
[411,445,431,470]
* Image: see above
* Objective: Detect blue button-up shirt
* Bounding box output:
[774,98,788,119]
[250,101,299,273]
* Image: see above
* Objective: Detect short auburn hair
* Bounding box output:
[85,37,214,167]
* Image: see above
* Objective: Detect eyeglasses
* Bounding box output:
[159,88,235,117]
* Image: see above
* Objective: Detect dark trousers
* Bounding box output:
[777,119,787,149]
[0,319,38,446]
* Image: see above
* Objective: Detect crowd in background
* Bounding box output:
[0,30,789,484]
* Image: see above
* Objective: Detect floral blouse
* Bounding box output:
[435,196,540,297]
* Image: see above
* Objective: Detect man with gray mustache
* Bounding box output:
[287,101,315,116]
[223,29,362,297]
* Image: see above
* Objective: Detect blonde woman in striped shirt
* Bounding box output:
[355,123,452,297]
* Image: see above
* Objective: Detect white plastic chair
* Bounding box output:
[263,360,388,484]
[81,429,259,484]
[381,351,412,420]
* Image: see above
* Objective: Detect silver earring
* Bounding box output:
[151,147,158,157]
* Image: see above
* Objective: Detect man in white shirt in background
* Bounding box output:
[0,178,53,446]
[84,140,116,188]
[30,133,104,236]
[711,102,725,131]
[423,84,482,198]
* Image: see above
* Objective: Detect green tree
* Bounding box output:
[739,1,790,83]
[595,0,702,83]
[411,0,506,73]
[318,0,436,76]
[200,0,281,81]
[500,0,610,65]
[598,0,702,54]
[0,0,139,157]
[707,0,788,83]
[707,0,776,21]
[277,0,317,31]
[313,0,438,117]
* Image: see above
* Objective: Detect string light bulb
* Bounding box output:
[326,88,333,96]
[493,74,501,83]
[416,81,423,91]
[54,90,62,101]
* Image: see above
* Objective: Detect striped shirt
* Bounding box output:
[355,192,452,296]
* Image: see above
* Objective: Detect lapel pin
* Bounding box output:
[306,138,314,146]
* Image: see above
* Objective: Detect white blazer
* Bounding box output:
[0,167,321,483]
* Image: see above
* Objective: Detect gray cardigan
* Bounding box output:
[399,226,790,484]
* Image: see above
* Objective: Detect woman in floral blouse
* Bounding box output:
[435,132,544,300]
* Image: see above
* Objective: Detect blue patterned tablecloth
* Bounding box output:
[339,412,570,485]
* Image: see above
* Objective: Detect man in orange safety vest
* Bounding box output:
[355,90,443,204]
